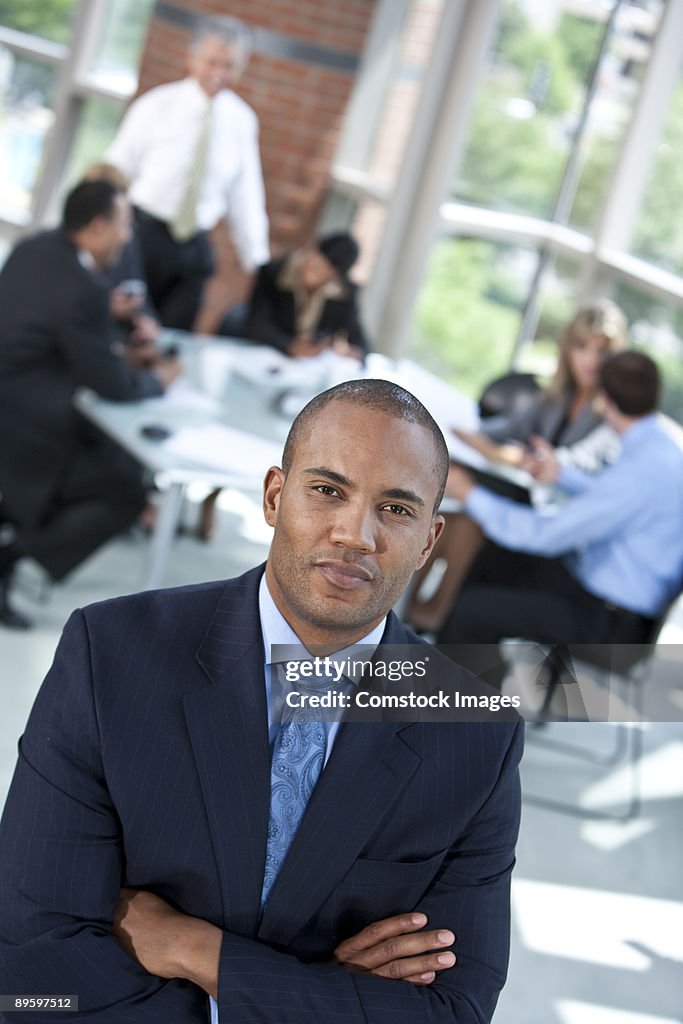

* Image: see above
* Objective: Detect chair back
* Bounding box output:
[478,371,541,420]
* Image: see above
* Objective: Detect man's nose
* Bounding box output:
[329,503,377,552]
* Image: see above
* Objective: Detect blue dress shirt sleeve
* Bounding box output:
[556,464,596,494]
[464,455,642,558]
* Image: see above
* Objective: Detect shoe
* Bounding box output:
[0,571,32,630]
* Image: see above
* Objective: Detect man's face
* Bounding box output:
[91,193,132,270]
[263,401,445,651]
[189,37,243,97]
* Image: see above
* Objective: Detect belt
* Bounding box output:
[133,206,206,240]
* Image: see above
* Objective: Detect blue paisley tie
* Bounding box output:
[261,664,326,907]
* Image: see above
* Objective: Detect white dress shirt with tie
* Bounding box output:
[106,76,269,271]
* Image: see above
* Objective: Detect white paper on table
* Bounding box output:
[164,424,283,477]
[230,346,310,386]
[146,378,221,413]
[232,346,360,390]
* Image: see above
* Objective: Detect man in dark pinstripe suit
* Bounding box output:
[0,381,523,1023]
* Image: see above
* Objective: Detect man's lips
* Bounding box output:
[315,560,374,590]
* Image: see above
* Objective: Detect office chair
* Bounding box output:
[478,371,541,420]
[516,595,681,821]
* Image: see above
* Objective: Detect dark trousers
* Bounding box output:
[437,543,654,686]
[18,441,147,582]
[134,209,215,331]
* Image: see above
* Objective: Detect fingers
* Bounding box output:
[336,913,427,956]
[355,930,456,972]
[334,913,457,987]
[404,970,436,986]
[370,948,456,981]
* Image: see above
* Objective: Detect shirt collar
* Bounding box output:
[185,75,220,106]
[620,412,660,450]
[76,247,96,272]
[258,571,386,673]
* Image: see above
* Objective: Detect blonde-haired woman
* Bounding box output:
[406,299,628,633]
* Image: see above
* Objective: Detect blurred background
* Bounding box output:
[0,2,682,1022]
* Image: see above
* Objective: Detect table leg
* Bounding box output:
[143,481,186,590]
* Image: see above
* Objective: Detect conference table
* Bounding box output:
[74,333,530,589]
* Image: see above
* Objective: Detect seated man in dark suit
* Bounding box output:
[0,380,523,1023]
[81,161,161,357]
[0,181,180,629]
[439,352,683,685]
[242,232,370,359]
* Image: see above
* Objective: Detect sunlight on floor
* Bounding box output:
[512,879,683,971]
[580,740,683,810]
[556,1000,682,1024]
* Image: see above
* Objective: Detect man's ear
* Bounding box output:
[415,514,445,571]
[263,466,285,527]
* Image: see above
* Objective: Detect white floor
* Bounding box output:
[1,490,682,1024]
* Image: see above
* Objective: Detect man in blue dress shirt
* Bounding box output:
[440,351,683,682]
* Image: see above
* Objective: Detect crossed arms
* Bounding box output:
[0,610,522,1023]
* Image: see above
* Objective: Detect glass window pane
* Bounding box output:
[0,47,56,220]
[366,0,445,191]
[453,0,664,232]
[569,1,665,233]
[63,96,124,188]
[631,77,683,275]
[0,0,78,45]
[454,0,607,218]
[406,236,538,400]
[614,281,683,424]
[516,256,583,380]
[87,0,155,95]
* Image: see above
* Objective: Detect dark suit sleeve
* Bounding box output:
[0,611,207,1023]
[216,723,523,1023]
[58,282,163,401]
[244,262,295,354]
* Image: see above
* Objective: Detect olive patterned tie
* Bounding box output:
[171,98,213,242]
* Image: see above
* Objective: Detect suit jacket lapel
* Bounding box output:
[183,565,271,937]
[258,613,424,947]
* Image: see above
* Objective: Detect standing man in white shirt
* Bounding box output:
[106,16,269,331]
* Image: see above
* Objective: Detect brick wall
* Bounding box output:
[135,0,376,331]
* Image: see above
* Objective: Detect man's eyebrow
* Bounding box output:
[303,469,425,508]
[303,467,352,487]
[380,488,425,509]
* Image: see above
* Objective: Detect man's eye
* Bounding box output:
[315,485,339,497]
[383,504,410,516]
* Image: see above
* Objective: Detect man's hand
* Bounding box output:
[521,436,560,483]
[124,338,160,371]
[152,355,183,389]
[445,464,476,502]
[130,314,160,346]
[113,889,221,998]
[334,913,456,985]
[110,289,144,322]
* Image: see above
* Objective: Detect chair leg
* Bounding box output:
[524,666,643,821]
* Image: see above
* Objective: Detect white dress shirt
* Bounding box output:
[106,77,269,271]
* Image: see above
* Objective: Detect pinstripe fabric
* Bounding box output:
[0,564,523,1023]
